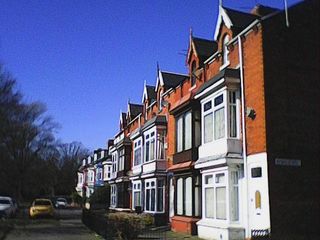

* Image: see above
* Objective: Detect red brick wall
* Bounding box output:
[242,26,267,155]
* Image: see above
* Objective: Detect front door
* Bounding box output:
[248,160,271,236]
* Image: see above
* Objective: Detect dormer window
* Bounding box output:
[222,35,230,67]
[191,61,196,86]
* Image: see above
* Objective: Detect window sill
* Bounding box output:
[144,210,165,214]
[197,218,228,228]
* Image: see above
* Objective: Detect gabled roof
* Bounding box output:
[142,84,156,103]
[127,103,143,120]
[119,112,127,128]
[155,69,188,92]
[214,5,259,40]
[192,37,217,64]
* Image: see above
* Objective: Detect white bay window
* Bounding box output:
[145,179,165,213]
[145,132,155,162]
[202,170,239,222]
[132,181,142,209]
[202,90,239,144]
[134,138,142,166]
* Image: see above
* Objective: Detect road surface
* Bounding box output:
[4,208,102,240]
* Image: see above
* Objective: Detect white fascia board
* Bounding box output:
[130,129,141,140]
[142,85,148,103]
[147,100,157,110]
[155,71,164,92]
[129,175,140,181]
[214,6,233,41]
[194,78,225,100]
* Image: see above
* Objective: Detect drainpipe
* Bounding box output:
[238,35,250,239]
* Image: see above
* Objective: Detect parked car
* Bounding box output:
[55,198,68,208]
[0,196,18,218]
[29,199,54,218]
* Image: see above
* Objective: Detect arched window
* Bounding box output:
[191,60,196,86]
[222,35,230,66]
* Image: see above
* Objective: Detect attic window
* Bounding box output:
[191,61,196,86]
[222,35,230,66]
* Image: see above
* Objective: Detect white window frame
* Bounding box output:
[96,167,102,182]
[176,111,192,153]
[202,170,228,221]
[156,129,166,160]
[110,184,117,208]
[201,89,226,144]
[201,89,240,145]
[88,169,94,183]
[132,180,142,210]
[144,178,165,213]
[228,89,240,139]
[201,167,240,224]
[133,138,143,166]
[78,173,83,184]
[112,152,118,175]
[103,165,109,180]
[144,128,156,163]
[230,170,240,222]
[118,149,125,171]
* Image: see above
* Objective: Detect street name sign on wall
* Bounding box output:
[275,158,301,167]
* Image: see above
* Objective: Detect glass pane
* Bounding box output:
[205,175,213,185]
[230,105,237,137]
[214,107,225,139]
[146,189,150,210]
[145,142,150,162]
[158,134,165,159]
[205,187,214,218]
[214,94,224,106]
[134,147,141,166]
[184,112,192,150]
[134,192,141,208]
[157,185,163,212]
[195,185,200,217]
[216,187,226,219]
[204,113,213,143]
[177,117,183,152]
[215,173,225,184]
[185,177,192,216]
[177,178,183,215]
[151,189,155,211]
[150,139,155,160]
[231,186,239,221]
[204,101,212,112]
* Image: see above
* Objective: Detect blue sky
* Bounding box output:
[0,0,301,150]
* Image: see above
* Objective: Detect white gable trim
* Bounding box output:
[155,70,164,92]
[142,82,148,103]
[214,6,233,41]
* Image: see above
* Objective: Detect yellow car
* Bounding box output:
[29,199,54,218]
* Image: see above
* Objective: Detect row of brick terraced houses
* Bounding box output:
[76,1,319,239]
